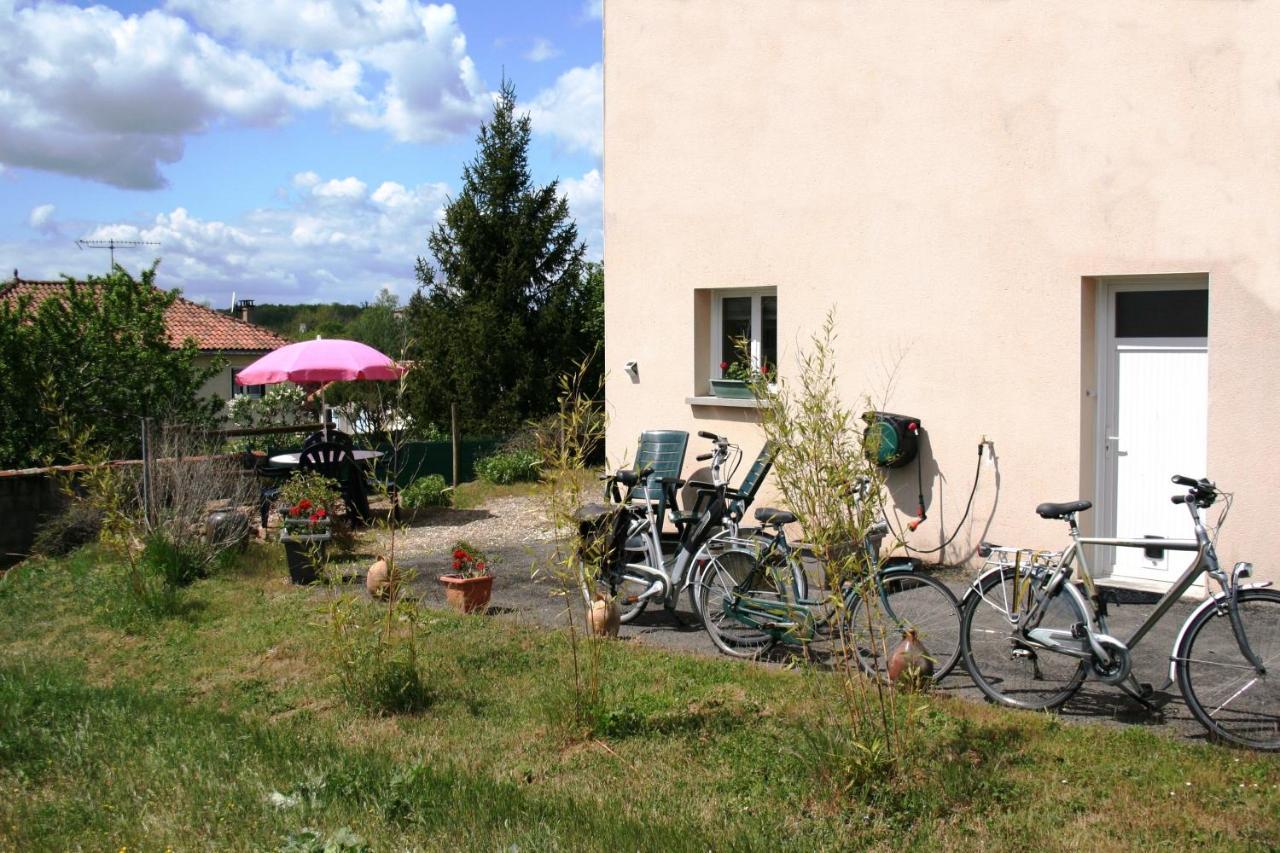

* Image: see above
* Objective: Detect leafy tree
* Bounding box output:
[0,266,221,469]
[406,80,601,435]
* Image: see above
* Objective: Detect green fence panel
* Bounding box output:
[372,439,503,488]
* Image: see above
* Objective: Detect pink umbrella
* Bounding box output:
[235,338,405,439]
[234,338,405,385]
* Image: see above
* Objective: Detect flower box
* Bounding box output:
[710,379,753,399]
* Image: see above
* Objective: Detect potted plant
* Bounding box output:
[710,360,770,399]
[438,540,494,614]
[277,472,340,584]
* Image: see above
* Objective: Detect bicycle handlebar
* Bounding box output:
[695,452,713,462]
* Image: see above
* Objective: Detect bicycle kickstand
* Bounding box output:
[1117,675,1164,714]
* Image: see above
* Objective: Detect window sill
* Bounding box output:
[685,395,764,409]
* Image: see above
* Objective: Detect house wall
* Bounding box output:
[604,1,1280,581]
[196,353,266,406]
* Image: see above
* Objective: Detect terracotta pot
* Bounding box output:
[366,556,391,599]
[586,594,620,637]
[887,627,934,687]
[439,573,494,614]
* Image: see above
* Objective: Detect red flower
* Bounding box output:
[451,559,461,570]
[476,562,486,573]
[298,499,312,510]
[719,361,729,371]
[289,506,301,517]
[315,508,326,519]
[453,548,466,560]
[760,364,770,375]
[309,512,321,522]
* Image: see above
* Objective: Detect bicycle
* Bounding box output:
[592,430,806,624]
[960,474,1280,750]
[695,481,963,681]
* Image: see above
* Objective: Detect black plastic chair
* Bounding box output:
[298,441,371,524]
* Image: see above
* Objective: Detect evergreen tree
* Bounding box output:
[407,80,598,434]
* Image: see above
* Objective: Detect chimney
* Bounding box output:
[237,298,255,324]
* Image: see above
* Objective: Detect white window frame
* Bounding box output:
[710,287,776,378]
[231,367,265,399]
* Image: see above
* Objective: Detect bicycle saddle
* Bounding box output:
[754,507,797,526]
[1035,500,1092,520]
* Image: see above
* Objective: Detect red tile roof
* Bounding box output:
[0,278,289,353]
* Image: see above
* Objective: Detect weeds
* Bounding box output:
[534,347,612,735]
[747,310,920,794]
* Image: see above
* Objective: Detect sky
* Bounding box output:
[0,0,603,307]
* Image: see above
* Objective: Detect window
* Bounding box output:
[712,288,777,376]
[1115,289,1208,338]
[232,368,265,399]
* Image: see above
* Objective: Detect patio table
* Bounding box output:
[268,449,384,466]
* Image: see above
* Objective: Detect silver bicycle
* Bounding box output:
[960,474,1279,750]
[597,431,806,624]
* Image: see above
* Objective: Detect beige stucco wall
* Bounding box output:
[196,353,266,407]
[604,1,1280,583]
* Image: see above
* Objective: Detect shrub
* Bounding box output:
[400,474,452,508]
[474,449,540,485]
[31,501,102,558]
[138,532,205,588]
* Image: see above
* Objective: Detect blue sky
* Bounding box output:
[0,0,603,306]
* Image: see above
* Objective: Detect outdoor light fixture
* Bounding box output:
[624,361,639,381]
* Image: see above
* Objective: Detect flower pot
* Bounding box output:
[438,573,494,614]
[709,379,753,399]
[281,531,330,585]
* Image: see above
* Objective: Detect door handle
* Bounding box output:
[1107,436,1128,457]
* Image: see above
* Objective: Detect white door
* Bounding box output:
[1100,279,1208,585]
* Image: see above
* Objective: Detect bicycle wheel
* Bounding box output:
[960,567,1088,710]
[846,572,962,681]
[596,516,659,624]
[695,548,780,658]
[687,530,808,622]
[1176,588,1280,751]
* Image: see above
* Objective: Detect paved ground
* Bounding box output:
[344,496,1218,746]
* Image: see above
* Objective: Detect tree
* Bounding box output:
[0,266,221,469]
[406,80,601,435]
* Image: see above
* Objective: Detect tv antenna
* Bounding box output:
[75,238,160,270]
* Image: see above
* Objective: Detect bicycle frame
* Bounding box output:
[717,523,899,642]
[970,494,1270,689]
[611,433,741,609]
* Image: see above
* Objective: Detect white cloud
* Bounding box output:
[583,0,603,21]
[312,177,368,200]
[28,204,56,231]
[524,37,561,63]
[0,2,494,186]
[170,0,492,144]
[526,63,602,157]
[293,171,321,188]
[560,168,602,260]
[4,172,452,303]
[0,4,305,188]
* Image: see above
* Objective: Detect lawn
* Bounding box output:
[0,544,1276,851]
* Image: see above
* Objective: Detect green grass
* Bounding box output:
[450,478,542,510]
[0,545,1277,851]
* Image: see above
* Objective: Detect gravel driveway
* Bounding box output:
[359,495,1228,746]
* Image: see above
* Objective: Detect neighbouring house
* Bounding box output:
[604,2,1280,591]
[0,277,289,406]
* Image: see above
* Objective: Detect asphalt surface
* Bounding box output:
[355,535,1230,747]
